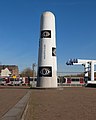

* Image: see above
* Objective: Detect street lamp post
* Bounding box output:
[32,63,37,87]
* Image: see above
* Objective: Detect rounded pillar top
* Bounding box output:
[40,11,55,30]
[41,11,55,17]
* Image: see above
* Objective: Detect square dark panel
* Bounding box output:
[52,47,56,56]
[41,30,51,38]
[38,66,52,77]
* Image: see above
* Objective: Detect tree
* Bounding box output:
[20,68,36,77]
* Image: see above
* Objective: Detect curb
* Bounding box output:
[1,90,31,120]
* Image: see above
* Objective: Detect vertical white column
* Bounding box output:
[84,63,89,77]
[37,11,57,88]
[91,61,94,81]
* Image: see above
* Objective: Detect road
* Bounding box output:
[25,87,96,120]
[0,86,29,119]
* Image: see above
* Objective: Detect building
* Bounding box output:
[0,65,19,77]
[1,68,11,77]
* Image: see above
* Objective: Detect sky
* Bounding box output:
[0,0,96,73]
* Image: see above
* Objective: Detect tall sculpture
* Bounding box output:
[37,11,57,88]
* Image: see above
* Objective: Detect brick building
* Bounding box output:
[0,65,19,77]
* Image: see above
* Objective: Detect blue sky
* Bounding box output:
[0,0,96,73]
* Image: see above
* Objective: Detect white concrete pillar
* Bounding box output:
[37,11,57,88]
[91,61,94,81]
[84,63,89,77]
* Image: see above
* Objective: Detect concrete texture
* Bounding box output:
[0,86,29,120]
[1,90,31,120]
[25,87,96,120]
